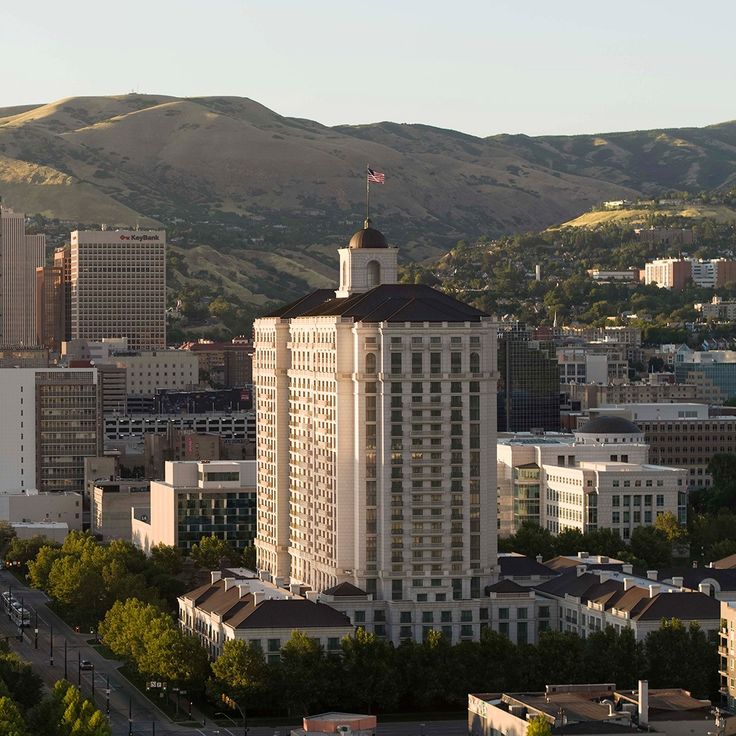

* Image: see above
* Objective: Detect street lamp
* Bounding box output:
[49,623,54,667]
[105,673,110,715]
[34,609,38,649]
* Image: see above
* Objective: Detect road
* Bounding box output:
[0,570,467,735]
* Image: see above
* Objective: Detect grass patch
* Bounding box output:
[87,640,118,660]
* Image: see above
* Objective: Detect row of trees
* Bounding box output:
[499,513,682,569]
[0,642,109,736]
[206,621,717,718]
[22,531,251,626]
[98,598,209,690]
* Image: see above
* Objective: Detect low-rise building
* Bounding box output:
[91,479,150,541]
[557,347,629,385]
[131,460,256,553]
[11,521,70,543]
[469,682,718,736]
[112,350,199,396]
[0,489,82,530]
[178,570,353,660]
[696,296,736,321]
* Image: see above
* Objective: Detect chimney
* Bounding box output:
[638,680,649,726]
[223,577,236,591]
[699,582,711,596]
[623,577,635,591]
[578,551,589,559]
[252,591,265,606]
[306,591,319,602]
[536,554,543,564]
[289,582,302,596]
[648,584,660,598]
[672,576,684,588]
[598,570,612,583]
[210,571,222,585]
[622,563,633,574]
[236,583,250,599]
[646,570,658,581]
[576,565,586,577]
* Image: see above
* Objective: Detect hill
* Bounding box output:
[1,94,736,309]
[557,203,736,229]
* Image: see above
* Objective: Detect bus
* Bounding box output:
[9,603,30,627]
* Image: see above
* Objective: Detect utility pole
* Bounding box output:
[64,640,68,679]
[34,609,38,649]
[49,624,54,666]
[105,673,110,715]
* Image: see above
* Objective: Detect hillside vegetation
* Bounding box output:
[3,95,736,314]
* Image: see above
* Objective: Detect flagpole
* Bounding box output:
[366,163,370,222]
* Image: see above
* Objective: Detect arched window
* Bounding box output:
[365,352,377,374]
[470,352,480,374]
[367,260,381,287]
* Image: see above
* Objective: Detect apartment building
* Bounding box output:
[254,219,498,643]
[131,460,257,553]
[696,296,736,321]
[1,206,45,347]
[644,257,736,290]
[70,229,166,350]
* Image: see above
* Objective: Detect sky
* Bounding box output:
[3,0,735,138]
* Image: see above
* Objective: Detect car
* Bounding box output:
[79,660,94,671]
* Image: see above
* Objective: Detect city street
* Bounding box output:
[0,570,466,735]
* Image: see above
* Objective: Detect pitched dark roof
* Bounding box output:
[544,556,626,573]
[658,567,736,591]
[577,415,642,435]
[498,554,556,578]
[322,582,368,597]
[230,600,352,630]
[486,579,530,594]
[634,592,720,622]
[261,283,488,323]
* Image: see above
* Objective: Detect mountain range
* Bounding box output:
[1,94,735,306]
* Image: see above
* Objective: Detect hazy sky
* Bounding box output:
[3,0,735,137]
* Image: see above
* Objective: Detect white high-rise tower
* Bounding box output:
[254,219,498,643]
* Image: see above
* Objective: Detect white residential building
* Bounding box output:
[497,416,686,537]
[178,569,354,660]
[253,219,499,643]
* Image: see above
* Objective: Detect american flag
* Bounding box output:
[367,167,385,184]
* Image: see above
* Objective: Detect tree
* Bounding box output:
[526,715,552,736]
[5,536,52,570]
[277,631,326,716]
[190,535,241,570]
[654,511,686,544]
[0,522,16,557]
[339,629,397,713]
[149,544,183,575]
[0,652,43,710]
[49,680,111,736]
[499,522,556,561]
[628,526,672,568]
[583,627,644,689]
[0,696,28,736]
[211,639,270,704]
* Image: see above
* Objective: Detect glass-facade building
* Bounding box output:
[497,330,560,432]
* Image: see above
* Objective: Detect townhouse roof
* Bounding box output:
[261,283,488,323]
[498,554,557,578]
[179,579,352,631]
[486,579,531,594]
[713,553,736,569]
[322,582,368,597]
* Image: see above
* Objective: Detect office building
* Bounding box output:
[0,368,101,492]
[563,381,702,411]
[1,206,45,346]
[131,460,257,554]
[110,349,198,395]
[254,219,498,643]
[497,329,560,432]
[53,245,71,342]
[674,350,736,403]
[70,229,166,350]
[644,258,693,289]
[557,346,629,385]
[35,266,65,355]
[180,338,254,387]
[497,416,686,536]
[103,411,255,443]
[0,348,48,368]
[178,570,353,660]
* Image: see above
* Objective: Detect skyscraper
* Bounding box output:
[497,327,560,432]
[1,206,45,347]
[254,220,498,641]
[53,245,71,342]
[35,265,65,355]
[70,229,166,350]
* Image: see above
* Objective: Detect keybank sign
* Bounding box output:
[119,233,161,242]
